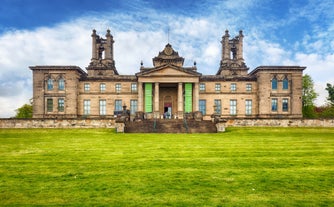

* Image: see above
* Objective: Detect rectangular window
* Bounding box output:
[215,83,221,92]
[214,99,221,114]
[282,98,289,111]
[230,99,237,115]
[246,83,252,92]
[58,98,64,112]
[131,83,137,92]
[84,83,90,92]
[199,83,206,92]
[230,83,236,92]
[100,83,106,92]
[99,99,106,115]
[115,83,121,93]
[271,98,278,111]
[83,100,90,115]
[47,98,53,112]
[245,100,252,115]
[58,79,65,90]
[47,79,53,90]
[115,100,122,111]
[199,100,206,115]
[130,100,138,115]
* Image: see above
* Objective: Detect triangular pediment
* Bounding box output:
[136,64,201,77]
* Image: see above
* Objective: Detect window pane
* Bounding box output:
[214,99,221,114]
[199,83,205,91]
[116,83,121,93]
[246,83,252,92]
[58,79,65,90]
[282,99,289,111]
[47,79,53,90]
[271,99,278,111]
[272,78,278,90]
[99,100,106,115]
[115,100,122,111]
[283,78,289,90]
[131,83,137,92]
[199,100,206,115]
[84,83,90,92]
[215,83,221,92]
[100,83,106,92]
[230,100,237,115]
[58,98,64,112]
[47,99,53,112]
[130,100,138,115]
[245,100,252,115]
[84,100,90,115]
[230,83,236,91]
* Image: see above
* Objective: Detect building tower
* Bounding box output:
[216,30,248,77]
[87,29,119,76]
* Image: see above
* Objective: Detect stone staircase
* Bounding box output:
[124,119,217,133]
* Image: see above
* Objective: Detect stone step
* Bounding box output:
[124,119,217,133]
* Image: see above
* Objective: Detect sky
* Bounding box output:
[0,0,334,117]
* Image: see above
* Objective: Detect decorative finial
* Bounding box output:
[140,60,143,66]
[194,61,197,66]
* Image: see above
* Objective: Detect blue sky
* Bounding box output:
[0,0,334,117]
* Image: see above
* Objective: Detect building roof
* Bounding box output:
[249,66,306,76]
[29,65,87,75]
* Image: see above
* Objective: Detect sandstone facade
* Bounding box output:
[29,30,305,120]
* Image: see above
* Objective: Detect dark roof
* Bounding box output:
[249,66,306,76]
[80,75,137,82]
[200,75,256,81]
[29,65,87,75]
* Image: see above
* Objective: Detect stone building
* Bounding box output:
[30,29,305,120]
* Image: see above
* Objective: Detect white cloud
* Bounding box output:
[1,1,334,117]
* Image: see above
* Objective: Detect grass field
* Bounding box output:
[0,127,333,206]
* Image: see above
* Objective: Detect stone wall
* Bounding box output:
[224,118,334,127]
[0,118,333,129]
[0,118,115,128]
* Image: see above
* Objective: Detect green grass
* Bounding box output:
[0,128,333,206]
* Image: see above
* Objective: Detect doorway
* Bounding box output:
[164,103,172,119]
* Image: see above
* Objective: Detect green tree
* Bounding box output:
[302,74,318,118]
[325,83,334,105]
[15,104,33,118]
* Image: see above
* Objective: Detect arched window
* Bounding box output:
[271,77,278,90]
[283,77,289,90]
[58,78,65,90]
[47,78,53,90]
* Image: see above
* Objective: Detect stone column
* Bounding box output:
[178,82,183,119]
[154,82,160,118]
[194,82,199,111]
[138,82,143,112]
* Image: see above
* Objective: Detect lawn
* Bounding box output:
[0,127,333,206]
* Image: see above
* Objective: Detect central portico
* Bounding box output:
[136,43,201,119]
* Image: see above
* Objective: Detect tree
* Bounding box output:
[15,104,33,118]
[302,74,318,118]
[325,83,334,105]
